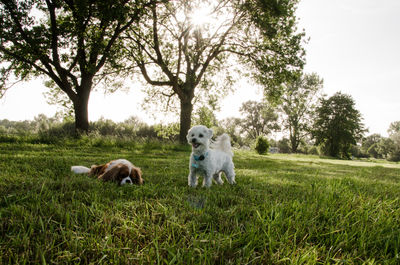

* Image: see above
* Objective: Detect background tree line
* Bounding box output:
[1,100,399,162]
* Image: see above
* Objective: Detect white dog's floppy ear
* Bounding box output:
[208,128,213,138]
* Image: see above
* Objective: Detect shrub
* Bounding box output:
[367,143,380,158]
[154,123,180,141]
[388,152,400,162]
[308,145,319,155]
[255,136,270,155]
[278,138,291,153]
[350,144,368,158]
[135,125,158,139]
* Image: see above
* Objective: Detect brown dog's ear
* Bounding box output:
[130,166,144,185]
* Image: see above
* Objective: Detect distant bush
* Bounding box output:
[38,121,76,141]
[135,125,158,139]
[154,123,180,141]
[255,136,270,155]
[367,143,380,158]
[278,138,291,153]
[308,145,319,155]
[350,144,369,158]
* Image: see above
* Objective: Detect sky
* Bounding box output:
[0,0,399,137]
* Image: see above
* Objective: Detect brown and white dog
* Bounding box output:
[71,159,144,185]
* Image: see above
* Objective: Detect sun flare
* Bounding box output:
[190,6,213,26]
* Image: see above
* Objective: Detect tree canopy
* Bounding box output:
[312,92,366,159]
[123,0,305,142]
[388,121,400,136]
[239,100,280,139]
[279,73,323,152]
[1,0,305,139]
[0,0,153,132]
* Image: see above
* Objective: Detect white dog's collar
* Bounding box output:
[193,152,208,161]
[192,152,208,168]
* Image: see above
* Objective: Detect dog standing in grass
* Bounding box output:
[187,125,236,188]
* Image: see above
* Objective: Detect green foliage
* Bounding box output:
[361,134,383,158]
[350,144,366,159]
[240,0,306,100]
[192,106,218,129]
[217,117,250,148]
[388,121,400,136]
[255,135,270,154]
[387,132,400,162]
[239,100,280,140]
[367,143,380,158]
[154,123,180,141]
[278,72,323,153]
[0,114,160,144]
[1,140,400,263]
[377,137,396,160]
[355,130,400,161]
[277,138,291,153]
[307,145,319,156]
[0,0,151,131]
[312,92,366,159]
[125,0,305,142]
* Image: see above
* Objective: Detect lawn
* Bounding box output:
[0,138,399,264]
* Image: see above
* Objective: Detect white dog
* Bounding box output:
[187,125,236,187]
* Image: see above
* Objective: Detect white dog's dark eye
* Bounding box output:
[191,134,194,137]
[199,134,203,138]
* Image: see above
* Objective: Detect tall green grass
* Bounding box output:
[0,139,399,264]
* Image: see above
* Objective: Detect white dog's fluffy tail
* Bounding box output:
[211,133,233,157]
[71,166,90,174]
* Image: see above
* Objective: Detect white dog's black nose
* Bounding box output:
[191,138,197,143]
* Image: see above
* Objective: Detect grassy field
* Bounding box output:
[0,138,399,264]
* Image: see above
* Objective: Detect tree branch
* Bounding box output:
[138,63,172,87]
[151,4,176,83]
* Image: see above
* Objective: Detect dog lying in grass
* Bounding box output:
[187,125,236,188]
[71,159,143,185]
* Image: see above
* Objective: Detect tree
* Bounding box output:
[239,0,306,100]
[361,133,382,158]
[312,92,366,159]
[0,0,152,132]
[239,100,280,139]
[125,0,305,142]
[376,137,394,159]
[279,73,323,153]
[387,132,400,162]
[192,106,218,129]
[277,138,291,153]
[218,117,246,147]
[388,121,400,136]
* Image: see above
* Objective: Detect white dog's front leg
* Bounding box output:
[203,174,213,188]
[188,170,198,187]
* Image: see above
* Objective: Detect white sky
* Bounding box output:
[296,0,400,137]
[0,0,399,137]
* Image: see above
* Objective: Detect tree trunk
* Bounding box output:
[73,96,89,133]
[179,99,193,144]
[73,82,91,134]
[290,131,298,153]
